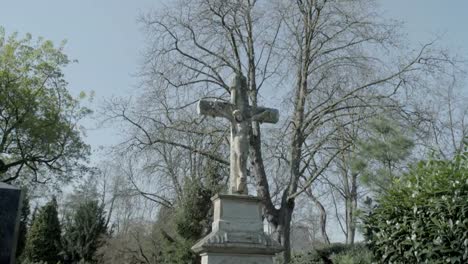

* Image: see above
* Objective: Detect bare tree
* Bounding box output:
[97,220,160,264]
[421,78,467,158]
[104,0,457,262]
[303,187,331,245]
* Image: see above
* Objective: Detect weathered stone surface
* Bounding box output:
[192,194,283,263]
[194,74,282,263]
[200,253,275,264]
[197,74,279,195]
[0,182,23,264]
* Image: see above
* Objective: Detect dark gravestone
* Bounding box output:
[0,183,23,264]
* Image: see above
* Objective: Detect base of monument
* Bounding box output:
[192,194,283,264]
[200,252,275,264]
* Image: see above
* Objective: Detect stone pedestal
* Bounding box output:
[192,194,283,264]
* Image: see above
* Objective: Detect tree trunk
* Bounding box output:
[347,173,359,244]
[268,194,295,264]
[345,198,355,244]
[281,212,293,263]
[251,121,297,264]
[309,193,330,245]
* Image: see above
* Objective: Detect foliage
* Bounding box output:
[23,197,62,264]
[354,117,414,193]
[290,243,373,264]
[157,162,224,264]
[62,199,107,264]
[175,167,222,240]
[0,27,90,184]
[363,151,468,263]
[158,180,214,263]
[330,244,375,264]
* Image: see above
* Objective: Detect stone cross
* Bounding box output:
[197,74,279,195]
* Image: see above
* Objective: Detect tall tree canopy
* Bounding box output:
[60,175,109,264]
[23,197,62,264]
[104,0,458,262]
[62,199,108,264]
[0,27,90,184]
[357,117,414,192]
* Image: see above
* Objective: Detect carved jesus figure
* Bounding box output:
[231,109,248,194]
[197,74,279,195]
[229,75,249,194]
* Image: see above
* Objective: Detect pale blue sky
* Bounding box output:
[1,0,157,157]
[1,0,467,161]
[381,0,468,51]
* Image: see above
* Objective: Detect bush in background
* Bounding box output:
[363,151,468,263]
[330,244,374,264]
[290,243,373,264]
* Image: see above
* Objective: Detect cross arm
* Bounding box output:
[249,107,279,124]
[197,99,233,120]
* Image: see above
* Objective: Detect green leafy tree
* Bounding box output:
[326,117,414,244]
[162,179,212,263]
[0,27,90,184]
[355,117,414,193]
[363,150,468,263]
[158,162,224,264]
[23,197,62,264]
[62,199,107,264]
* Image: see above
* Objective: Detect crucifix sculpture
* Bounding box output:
[197,74,279,195]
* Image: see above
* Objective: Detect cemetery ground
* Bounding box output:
[1,0,468,264]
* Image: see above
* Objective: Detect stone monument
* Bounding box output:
[0,182,23,264]
[193,74,283,264]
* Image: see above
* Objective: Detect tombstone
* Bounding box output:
[0,183,23,264]
[193,75,283,263]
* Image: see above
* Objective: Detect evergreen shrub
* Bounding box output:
[290,243,373,264]
[363,151,468,263]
